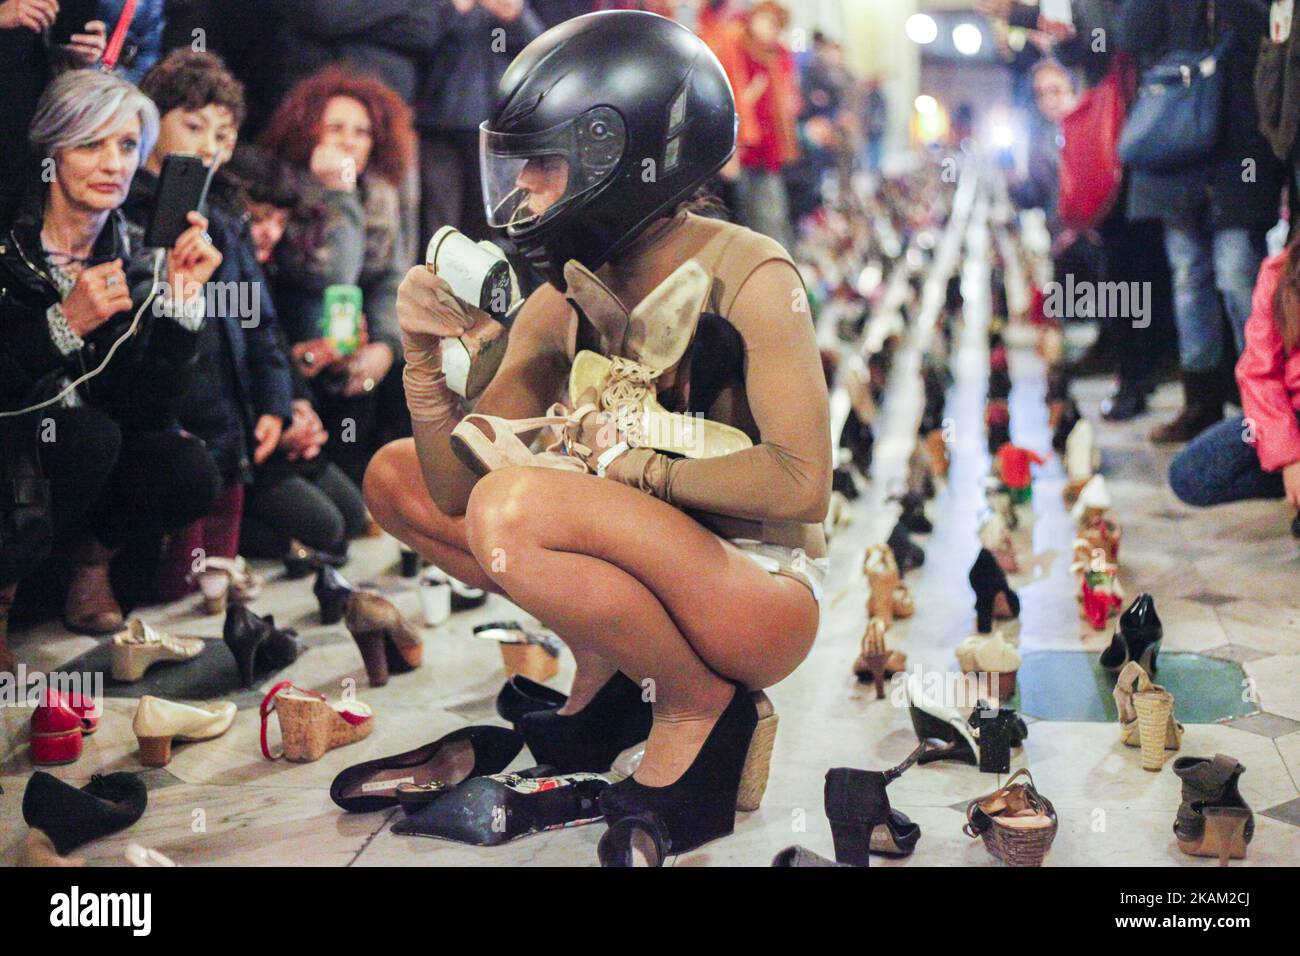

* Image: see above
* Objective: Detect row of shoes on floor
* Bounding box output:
[29,560,489,770]
[13,552,495,864]
[844,348,949,695]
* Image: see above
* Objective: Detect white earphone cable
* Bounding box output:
[0,247,167,419]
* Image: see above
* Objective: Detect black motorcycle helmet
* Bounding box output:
[480,10,737,288]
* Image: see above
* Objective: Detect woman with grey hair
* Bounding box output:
[0,69,223,668]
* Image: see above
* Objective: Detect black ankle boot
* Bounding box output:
[313,566,354,625]
[223,604,302,688]
[970,701,1024,773]
[597,684,757,855]
[1100,592,1162,674]
[518,672,651,773]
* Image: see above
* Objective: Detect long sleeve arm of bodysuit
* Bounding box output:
[409,282,570,516]
[608,259,832,525]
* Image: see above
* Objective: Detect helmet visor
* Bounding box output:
[480,107,626,234]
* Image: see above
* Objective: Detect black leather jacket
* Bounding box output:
[0,193,204,428]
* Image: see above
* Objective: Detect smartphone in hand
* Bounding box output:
[50,0,101,47]
[145,155,212,249]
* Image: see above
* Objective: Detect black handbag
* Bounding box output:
[1118,0,1233,172]
[0,417,54,589]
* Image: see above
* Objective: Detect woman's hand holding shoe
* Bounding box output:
[398,268,474,426]
[397,268,476,347]
[61,259,133,338]
[558,386,629,474]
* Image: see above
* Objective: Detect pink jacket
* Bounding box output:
[1237,251,1300,472]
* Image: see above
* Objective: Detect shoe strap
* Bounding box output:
[884,741,928,783]
[258,681,324,760]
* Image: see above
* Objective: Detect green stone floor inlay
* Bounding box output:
[1013,651,1257,723]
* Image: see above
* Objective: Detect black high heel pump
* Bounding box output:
[969,548,1020,633]
[496,675,569,725]
[517,671,650,773]
[223,604,301,688]
[313,565,354,625]
[1099,592,1162,674]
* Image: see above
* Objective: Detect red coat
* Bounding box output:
[1237,252,1300,472]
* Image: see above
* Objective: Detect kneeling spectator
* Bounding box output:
[259,67,416,488]
[0,70,221,646]
[130,53,367,603]
[1170,243,1300,521]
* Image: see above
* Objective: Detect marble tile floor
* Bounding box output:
[3,201,1298,867]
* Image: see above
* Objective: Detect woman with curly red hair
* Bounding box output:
[259,67,418,488]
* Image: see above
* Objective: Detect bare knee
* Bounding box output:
[464,468,546,572]
[364,439,416,533]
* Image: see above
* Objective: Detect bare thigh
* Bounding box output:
[464,468,820,689]
[362,439,501,594]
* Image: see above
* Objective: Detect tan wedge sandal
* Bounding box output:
[110,620,205,682]
[1113,660,1182,770]
[864,544,912,624]
[260,681,373,762]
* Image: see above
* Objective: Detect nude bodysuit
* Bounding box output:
[424,210,831,585]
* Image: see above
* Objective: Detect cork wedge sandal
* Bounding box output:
[260,681,373,763]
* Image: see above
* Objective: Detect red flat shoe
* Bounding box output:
[30,694,85,766]
[59,691,100,735]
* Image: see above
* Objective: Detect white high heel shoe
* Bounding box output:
[132,695,237,767]
[449,404,598,475]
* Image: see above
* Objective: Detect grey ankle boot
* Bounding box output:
[1172,754,1253,861]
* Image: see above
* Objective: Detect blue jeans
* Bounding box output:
[1169,415,1285,506]
[1163,221,1267,372]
